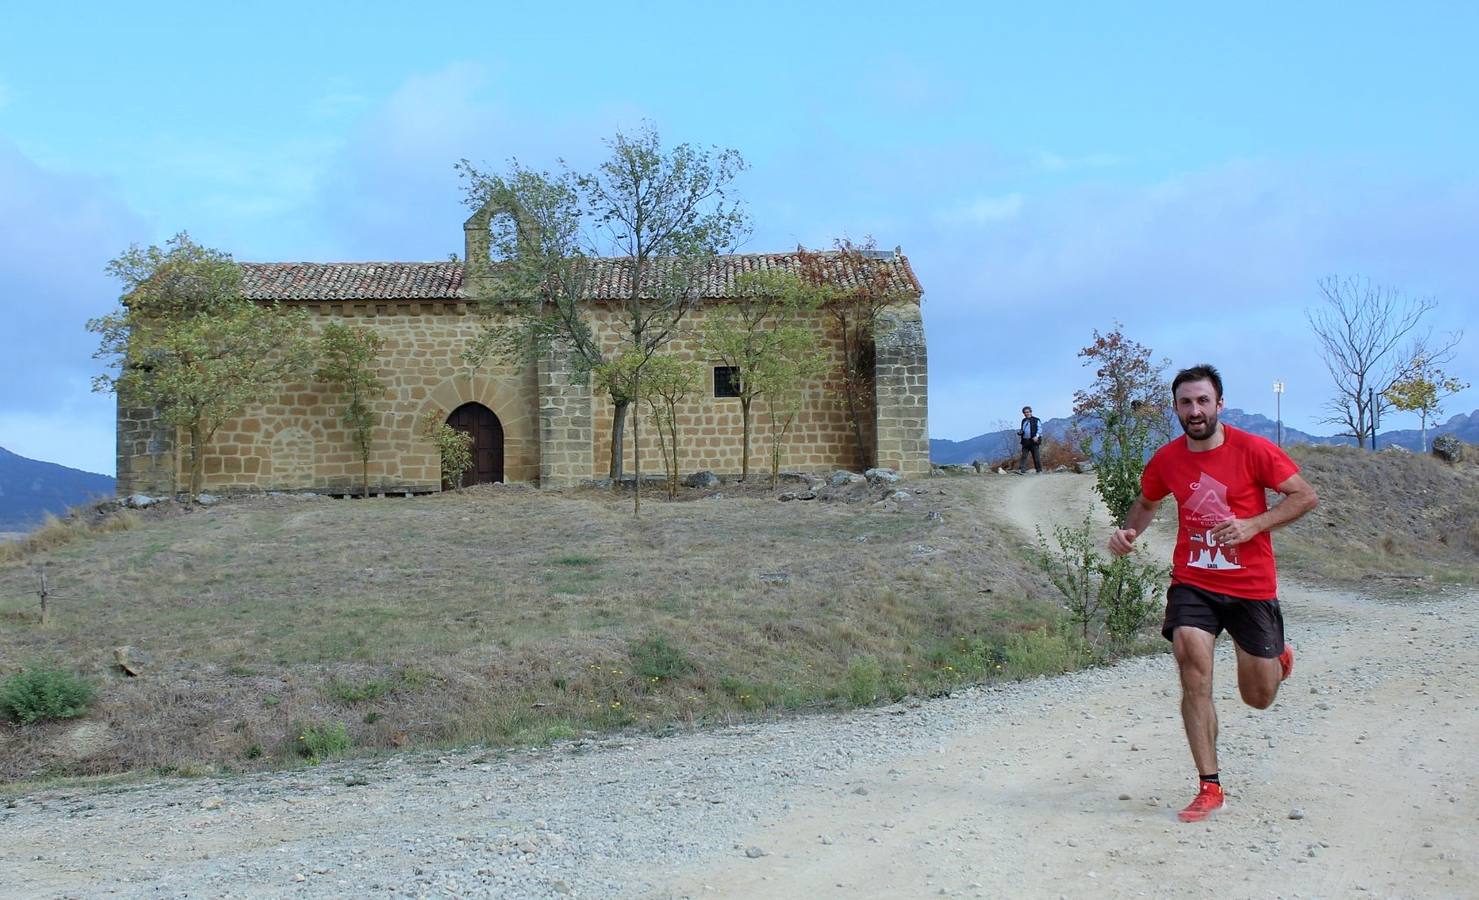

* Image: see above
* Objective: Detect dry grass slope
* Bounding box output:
[1278,444,1479,586]
[3,443,1471,786]
[0,480,1070,784]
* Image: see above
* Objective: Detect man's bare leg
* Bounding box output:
[1234,643,1282,709]
[1173,626,1219,776]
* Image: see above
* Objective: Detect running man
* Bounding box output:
[1108,364,1318,822]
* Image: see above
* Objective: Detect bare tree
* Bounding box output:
[1305,276,1436,449]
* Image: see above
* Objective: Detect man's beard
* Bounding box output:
[1179,410,1219,440]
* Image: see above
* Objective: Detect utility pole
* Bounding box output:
[1369,386,1378,451]
[1272,381,1284,447]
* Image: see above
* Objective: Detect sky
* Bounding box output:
[2,1,1476,475]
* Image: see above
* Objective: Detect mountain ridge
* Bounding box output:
[929,408,1479,465]
[0,447,116,532]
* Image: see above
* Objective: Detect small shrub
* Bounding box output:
[245,743,264,760]
[0,665,97,724]
[420,417,474,489]
[294,721,350,762]
[629,634,694,682]
[844,655,883,705]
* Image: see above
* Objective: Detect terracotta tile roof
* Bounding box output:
[238,251,922,302]
[240,262,464,301]
[575,251,923,300]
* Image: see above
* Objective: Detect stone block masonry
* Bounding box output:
[115,248,930,494]
[873,303,930,478]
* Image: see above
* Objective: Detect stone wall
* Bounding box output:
[116,295,930,494]
[116,396,176,497]
[873,303,930,477]
[586,303,872,481]
[119,302,541,495]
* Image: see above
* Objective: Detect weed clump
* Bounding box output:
[0,665,97,724]
[326,677,390,704]
[629,634,694,682]
[294,721,350,762]
[845,655,884,705]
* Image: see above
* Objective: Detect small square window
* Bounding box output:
[714,366,741,398]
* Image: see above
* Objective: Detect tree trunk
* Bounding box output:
[361,454,370,499]
[188,423,204,502]
[609,399,629,485]
[632,391,642,517]
[740,397,752,481]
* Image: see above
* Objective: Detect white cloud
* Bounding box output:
[919,161,1479,440]
[936,193,1024,225]
[1035,151,1121,172]
[0,139,146,472]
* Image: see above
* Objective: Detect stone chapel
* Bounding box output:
[115,213,929,496]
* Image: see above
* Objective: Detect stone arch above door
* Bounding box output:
[415,373,535,484]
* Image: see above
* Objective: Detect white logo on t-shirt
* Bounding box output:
[1185,472,1243,571]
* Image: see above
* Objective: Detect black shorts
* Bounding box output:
[1161,584,1285,658]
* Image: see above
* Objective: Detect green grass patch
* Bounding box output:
[325,677,391,704]
[293,721,350,762]
[629,634,694,683]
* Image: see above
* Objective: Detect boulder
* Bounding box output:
[113,645,150,676]
[125,494,157,509]
[1432,434,1464,463]
[683,470,721,488]
[195,493,220,506]
[1075,461,1096,474]
[829,470,864,486]
[864,467,902,485]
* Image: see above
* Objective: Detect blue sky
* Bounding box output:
[2,1,1476,475]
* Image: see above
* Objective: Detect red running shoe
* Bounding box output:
[1178,781,1225,823]
[1279,643,1295,681]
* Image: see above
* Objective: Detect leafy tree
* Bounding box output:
[751,335,829,487]
[1384,342,1468,452]
[638,354,703,500]
[1306,276,1437,449]
[420,416,474,490]
[88,233,315,500]
[459,124,748,493]
[700,271,821,481]
[316,323,386,497]
[1071,323,1170,523]
[796,239,914,472]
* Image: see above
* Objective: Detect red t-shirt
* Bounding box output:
[1140,424,1300,600]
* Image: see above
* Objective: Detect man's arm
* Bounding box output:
[1108,493,1161,556]
[1210,473,1318,546]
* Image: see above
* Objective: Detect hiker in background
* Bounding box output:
[1018,406,1043,474]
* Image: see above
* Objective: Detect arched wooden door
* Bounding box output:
[446,402,504,486]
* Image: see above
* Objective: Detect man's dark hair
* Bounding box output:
[1172,364,1223,400]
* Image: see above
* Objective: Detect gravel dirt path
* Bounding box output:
[4,473,1475,899]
